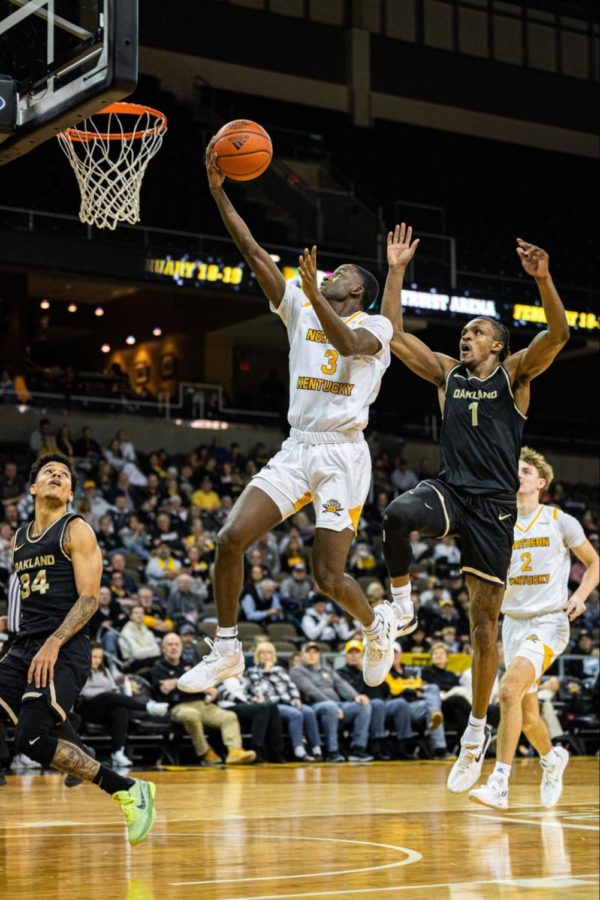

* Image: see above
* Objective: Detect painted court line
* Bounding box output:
[468,812,599,831]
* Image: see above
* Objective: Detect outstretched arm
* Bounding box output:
[381,224,456,386]
[206,140,286,307]
[27,518,101,688]
[565,539,599,621]
[505,239,569,388]
[298,246,380,356]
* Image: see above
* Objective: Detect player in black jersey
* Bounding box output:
[0,453,156,845]
[378,225,569,793]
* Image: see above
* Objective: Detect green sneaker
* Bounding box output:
[113,779,156,845]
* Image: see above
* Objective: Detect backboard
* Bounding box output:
[0,0,138,164]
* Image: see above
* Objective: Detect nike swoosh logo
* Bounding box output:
[29,737,40,745]
[499,513,512,520]
[136,794,147,810]
[424,503,433,510]
[14,544,26,552]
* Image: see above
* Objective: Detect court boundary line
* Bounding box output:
[467,812,600,831]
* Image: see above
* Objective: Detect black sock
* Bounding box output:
[92,764,135,795]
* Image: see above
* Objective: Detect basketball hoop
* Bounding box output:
[57,102,167,230]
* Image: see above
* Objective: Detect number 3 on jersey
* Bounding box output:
[321,349,339,376]
[19,569,50,600]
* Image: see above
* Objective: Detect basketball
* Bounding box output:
[213,119,272,181]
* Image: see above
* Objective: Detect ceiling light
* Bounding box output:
[152,327,162,337]
[94,306,104,317]
[126,335,136,345]
[40,299,50,309]
[67,303,77,313]
[101,343,111,353]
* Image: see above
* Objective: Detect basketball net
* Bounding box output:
[57,102,167,230]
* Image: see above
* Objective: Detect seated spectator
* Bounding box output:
[145,541,182,588]
[365,581,387,605]
[432,536,461,576]
[0,523,12,585]
[74,424,102,463]
[166,573,208,628]
[246,641,323,761]
[88,585,127,654]
[580,589,599,632]
[96,514,121,554]
[439,625,462,654]
[409,530,431,563]
[280,536,309,575]
[241,578,284,624]
[217,675,286,763]
[0,367,15,403]
[84,481,113,521]
[118,604,161,672]
[336,639,391,760]
[179,624,202,666]
[290,642,373,762]
[246,532,280,575]
[301,595,354,648]
[151,633,255,765]
[104,551,139,595]
[420,578,451,607]
[391,458,419,493]
[291,511,315,546]
[151,511,185,557]
[430,598,461,633]
[108,570,136,610]
[191,477,222,512]
[29,417,53,456]
[138,585,173,634]
[567,632,599,680]
[108,493,132,535]
[77,643,168,768]
[279,563,313,622]
[421,643,472,738]
[400,623,431,653]
[385,644,449,757]
[349,542,379,578]
[278,527,304,555]
[1,462,25,510]
[120,514,152,560]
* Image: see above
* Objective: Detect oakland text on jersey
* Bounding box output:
[452,388,498,401]
[14,554,56,573]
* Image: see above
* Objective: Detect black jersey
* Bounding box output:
[439,365,526,497]
[11,513,83,640]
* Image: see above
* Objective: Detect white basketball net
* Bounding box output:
[57,103,167,230]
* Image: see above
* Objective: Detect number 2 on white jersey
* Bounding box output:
[321,349,339,376]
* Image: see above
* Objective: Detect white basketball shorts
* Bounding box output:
[250,433,372,533]
[502,611,570,693]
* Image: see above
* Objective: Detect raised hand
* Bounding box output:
[387,222,420,269]
[298,245,320,303]
[205,138,226,191]
[516,238,550,278]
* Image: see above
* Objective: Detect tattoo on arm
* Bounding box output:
[51,594,99,643]
[51,739,101,781]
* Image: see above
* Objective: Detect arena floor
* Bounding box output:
[1,758,598,900]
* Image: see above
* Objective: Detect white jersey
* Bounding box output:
[271,282,392,433]
[502,505,585,618]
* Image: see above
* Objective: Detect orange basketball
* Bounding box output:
[213,120,272,181]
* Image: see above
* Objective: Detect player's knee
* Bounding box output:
[471,620,497,654]
[498,674,522,707]
[382,497,414,540]
[312,565,344,599]
[216,521,247,556]
[14,707,58,767]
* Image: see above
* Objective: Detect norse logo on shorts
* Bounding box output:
[229,135,249,150]
[322,499,343,516]
[526,634,539,642]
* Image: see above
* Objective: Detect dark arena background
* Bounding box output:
[0,2,598,898]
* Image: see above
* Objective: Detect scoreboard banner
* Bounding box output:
[144,250,599,334]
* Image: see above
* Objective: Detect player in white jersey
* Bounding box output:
[470,447,598,809]
[178,144,416,695]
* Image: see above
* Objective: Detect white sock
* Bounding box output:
[540,748,558,768]
[363,612,383,637]
[216,627,238,650]
[391,584,413,618]
[493,761,511,781]
[462,715,487,745]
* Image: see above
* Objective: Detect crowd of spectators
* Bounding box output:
[0,417,598,769]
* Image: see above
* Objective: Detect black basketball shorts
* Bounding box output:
[416,479,517,586]
[0,633,91,726]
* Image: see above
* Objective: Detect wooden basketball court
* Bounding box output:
[1,758,597,899]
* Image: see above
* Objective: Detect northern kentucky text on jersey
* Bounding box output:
[296,376,354,396]
[14,554,56,573]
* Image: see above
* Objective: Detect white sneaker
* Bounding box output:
[145,700,169,717]
[469,772,509,810]
[111,749,133,768]
[362,602,396,687]
[540,746,569,808]
[10,753,42,771]
[392,602,419,638]
[447,726,492,793]
[177,637,244,692]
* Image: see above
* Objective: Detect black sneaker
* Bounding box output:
[325,752,345,763]
[347,748,374,762]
